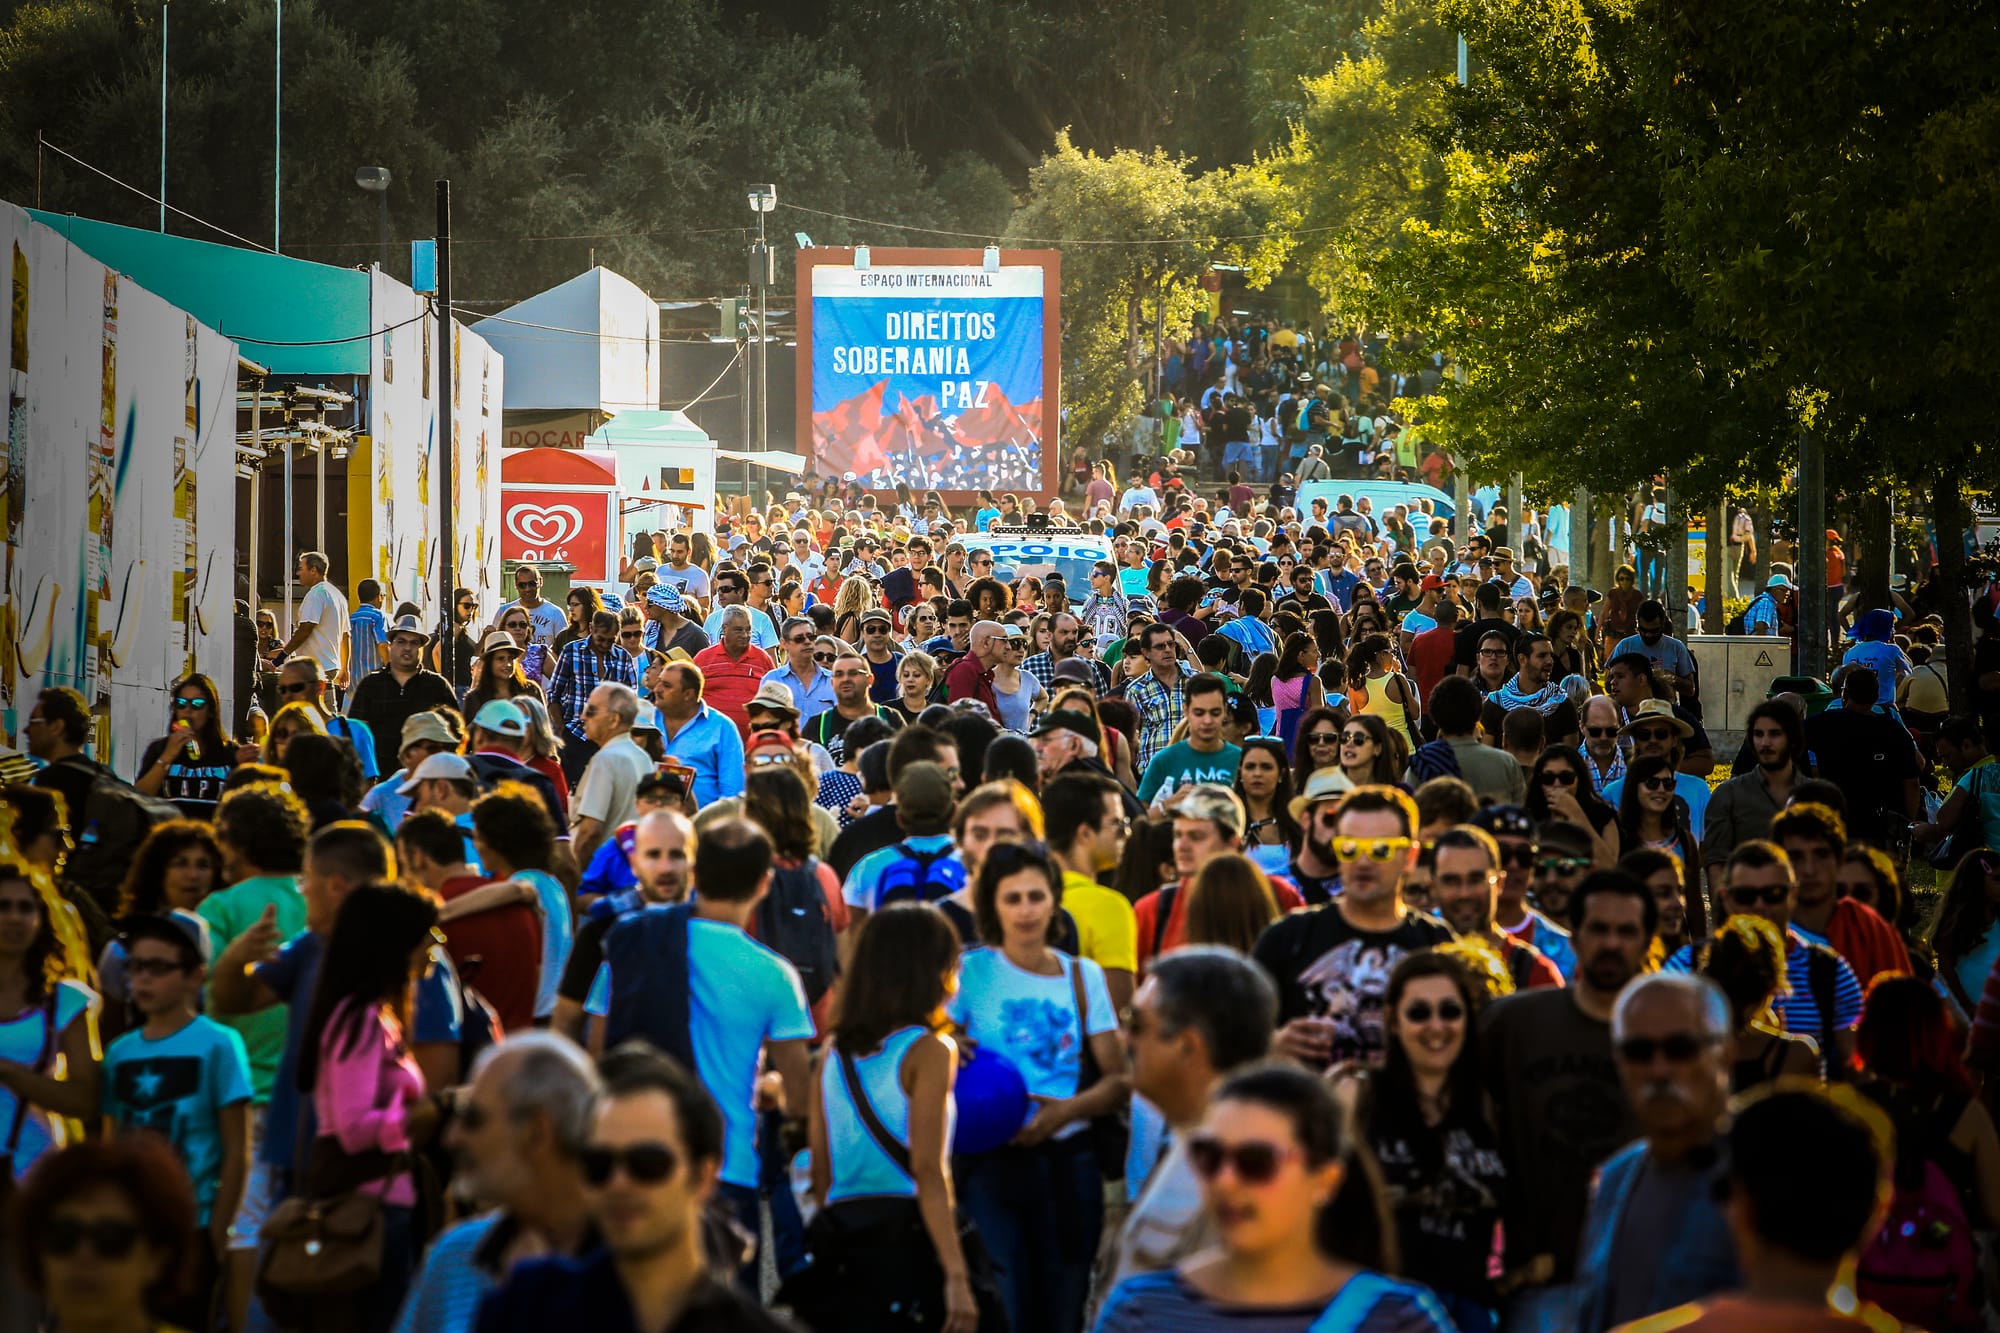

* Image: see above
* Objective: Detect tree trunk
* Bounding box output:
[1931,471,1978,715]
[1854,488,1891,613]
[1704,499,1727,633]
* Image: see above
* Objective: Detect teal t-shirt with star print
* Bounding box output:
[103,1013,253,1224]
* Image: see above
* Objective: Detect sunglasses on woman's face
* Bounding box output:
[1639,775,1676,792]
[41,1215,142,1260]
[1538,770,1578,787]
[1339,730,1372,746]
[580,1141,680,1187]
[173,696,210,710]
[1400,999,1465,1025]
[1306,731,1340,746]
[1186,1134,1302,1186]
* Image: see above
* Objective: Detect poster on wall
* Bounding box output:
[797,248,1060,503]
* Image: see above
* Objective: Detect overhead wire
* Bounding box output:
[37,139,278,254]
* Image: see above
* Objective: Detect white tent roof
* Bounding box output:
[474,267,660,414]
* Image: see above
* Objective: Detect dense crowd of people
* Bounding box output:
[2,455,2000,1333]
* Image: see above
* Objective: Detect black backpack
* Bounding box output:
[55,758,182,911]
[756,858,840,1005]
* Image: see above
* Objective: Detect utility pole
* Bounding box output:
[159,0,169,232]
[435,179,455,687]
[273,0,282,251]
[1796,426,1827,676]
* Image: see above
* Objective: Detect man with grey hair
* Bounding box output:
[1570,971,1739,1332]
[1577,693,1626,795]
[1104,948,1277,1291]
[266,549,349,687]
[392,1033,603,1333]
[275,653,381,782]
[761,614,835,724]
[570,682,649,863]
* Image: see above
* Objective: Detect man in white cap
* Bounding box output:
[1743,572,1792,637]
[467,699,569,827]
[400,750,480,823]
[642,581,710,658]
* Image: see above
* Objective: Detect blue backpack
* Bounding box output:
[601,904,696,1070]
[872,841,966,908]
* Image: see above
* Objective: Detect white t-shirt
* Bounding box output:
[947,948,1115,1137]
[295,581,350,675]
[571,734,654,833]
[654,563,712,599]
[502,597,569,648]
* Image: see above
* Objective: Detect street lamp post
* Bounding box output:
[355,166,392,273]
[747,184,777,456]
[159,0,169,232]
[274,0,282,251]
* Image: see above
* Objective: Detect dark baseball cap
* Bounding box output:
[1028,709,1102,749]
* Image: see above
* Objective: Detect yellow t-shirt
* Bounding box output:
[1062,871,1138,975]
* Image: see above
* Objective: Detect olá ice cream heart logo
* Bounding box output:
[506,502,584,548]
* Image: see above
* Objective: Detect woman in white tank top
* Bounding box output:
[800,903,985,1332]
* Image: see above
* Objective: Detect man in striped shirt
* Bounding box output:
[347,578,388,684]
[1661,840,1861,1071]
[547,610,642,785]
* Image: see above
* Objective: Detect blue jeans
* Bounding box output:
[957,1140,1101,1333]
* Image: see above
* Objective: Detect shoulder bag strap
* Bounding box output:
[836,1046,913,1179]
[3,994,62,1166]
[1306,1272,1395,1332]
[1067,955,1103,1086]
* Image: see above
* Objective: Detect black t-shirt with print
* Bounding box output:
[1252,905,1455,1064]
[138,739,237,819]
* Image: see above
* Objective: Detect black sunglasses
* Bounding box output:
[581,1142,681,1187]
[1616,1033,1714,1065]
[1401,999,1465,1024]
[813,652,837,664]
[1538,770,1578,787]
[1726,883,1789,908]
[41,1216,142,1260]
[1305,731,1341,746]
[276,682,312,696]
[1498,843,1538,868]
[1639,775,1677,792]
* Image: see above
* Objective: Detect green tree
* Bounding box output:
[1004,132,1277,455]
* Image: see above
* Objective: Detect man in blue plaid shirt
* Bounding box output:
[1124,622,1195,772]
[547,608,640,784]
[1022,611,1111,696]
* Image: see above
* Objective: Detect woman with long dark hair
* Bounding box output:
[1334,952,1504,1333]
[462,630,547,722]
[1235,739,1300,880]
[798,904,990,1333]
[1096,1062,1452,1331]
[1347,634,1418,751]
[1183,852,1280,955]
[0,857,102,1204]
[1291,706,1350,791]
[951,841,1128,1333]
[552,585,603,656]
[1336,714,1403,788]
[1267,632,1325,754]
[135,672,238,818]
[97,821,225,1040]
[296,881,442,1330]
[1524,745,1621,864]
[1931,848,2000,1017]
[1616,753,1705,941]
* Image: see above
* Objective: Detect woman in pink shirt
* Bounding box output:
[297,882,442,1331]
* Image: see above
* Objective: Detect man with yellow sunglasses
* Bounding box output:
[1252,786,1454,1068]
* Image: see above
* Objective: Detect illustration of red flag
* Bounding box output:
[815,380,887,474]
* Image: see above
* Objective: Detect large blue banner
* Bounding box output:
[809,264,1045,491]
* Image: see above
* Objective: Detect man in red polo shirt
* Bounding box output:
[1407,591,1461,709]
[395,809,542,1031]
[942,619,1006,712]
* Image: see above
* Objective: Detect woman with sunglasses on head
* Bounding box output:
[1524,745,1621,864]
[903,604,942,655]
[951,841,1128,1333]
[1616,752,1705,941]
[796,903,994,1333]
[1930,847,2000,1018]
[296,881,447,1331]
[1329,952,1505,1333]
[7,1135,203,1333]
[1235,740,1302,880]
[136,673,240,819]
[1096,1062,1452,1333]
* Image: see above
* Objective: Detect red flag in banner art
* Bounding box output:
[815,379,888,474]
